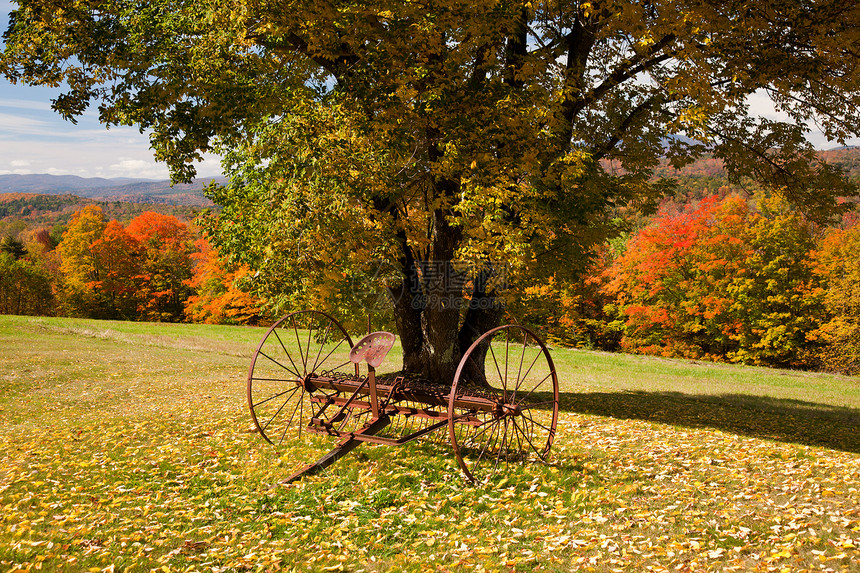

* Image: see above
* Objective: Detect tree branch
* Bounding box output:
[553,30,676,152]
[576,34,677,116]
[592,95,665,161]
[503,7,529,89]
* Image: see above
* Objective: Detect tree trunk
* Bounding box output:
[455,265,507,385]
[390,236,506,385]
[386,163,508,385]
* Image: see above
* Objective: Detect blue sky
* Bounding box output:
[0,1,221,179]
[1,1,856,180]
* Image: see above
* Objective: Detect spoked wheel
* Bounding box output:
[448,325,559,483]
[247,310,361,472]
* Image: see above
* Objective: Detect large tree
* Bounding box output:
[4,0,859,381]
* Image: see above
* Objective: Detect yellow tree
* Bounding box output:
[57,205,107,316]
[4,0,859,380]
[811,224,860,374]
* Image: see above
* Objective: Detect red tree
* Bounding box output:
[125,212,194,321]
[89,220,142,319]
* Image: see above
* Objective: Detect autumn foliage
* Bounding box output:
[0,251,53,315]
[506,193,859,375]
[509,246,621,350]
[184,237,264,325]
[34,206,264,323]
[5,199,860,374]
[810,225,860,374]
[600,195,823,367]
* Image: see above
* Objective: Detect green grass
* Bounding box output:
[2,314,859,572]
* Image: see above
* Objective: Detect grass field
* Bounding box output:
[1,314,859,572]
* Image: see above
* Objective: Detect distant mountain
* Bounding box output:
[0,174,224,206]
[817,147,860,180]
[651,146,860,181]
[0,192,205,234]
[0,174,146,193]
[4,147,857,205]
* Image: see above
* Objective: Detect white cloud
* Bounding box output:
[747,89,859,150]
[106,158,169,180]
[0,75,221,179]
[0,93,223,178]
[0,111,57,136]
[0,98,54,112]
[747,90,789,122]
[0,137,168,179]
[0,132,224,179]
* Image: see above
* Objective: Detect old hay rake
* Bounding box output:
[247,310,559,483]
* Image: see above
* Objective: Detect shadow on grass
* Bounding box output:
[557,391,860,454]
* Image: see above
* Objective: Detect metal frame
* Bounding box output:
[247,310,559,483]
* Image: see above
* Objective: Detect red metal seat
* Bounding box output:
[349,331,395,368]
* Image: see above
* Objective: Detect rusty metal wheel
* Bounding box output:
[448,325,559,483]
[247,310,358,458]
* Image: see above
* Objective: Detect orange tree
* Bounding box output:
[88,220,142,320]
[604,196,735,359]
[184,236,266,325]
[126,212,195,321]
[605,195,826,368]
[57,206,143,319]
[4,0,858,381]
[56,208,195,321]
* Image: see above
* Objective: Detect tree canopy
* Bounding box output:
[4,0,859,379]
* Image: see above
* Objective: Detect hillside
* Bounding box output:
[0,192,204,236]
[0,174,141,193]
[0,174,222,206]
[651,146,860,180]
[1,315,858,572]
[2,148,857,205]
[2,148,857,238]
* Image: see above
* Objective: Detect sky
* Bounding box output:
[0,1,856,181]
[0,1,222,180]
